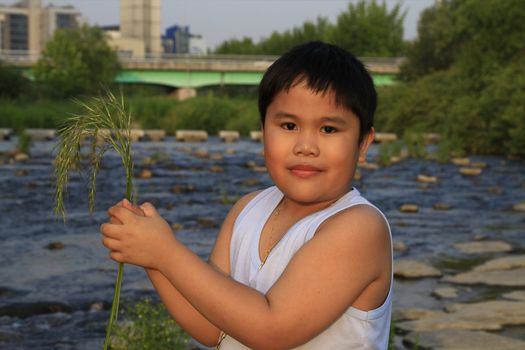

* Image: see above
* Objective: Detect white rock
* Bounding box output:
[403,329,525,350]
[452,240,513,254]
[394,260,442,279]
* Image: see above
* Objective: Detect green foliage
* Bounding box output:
[215,17,331,55]
[400,3,459,80]
[377,140,403,166]
[0,94,260,136]
[0,60,32,99]
[127,95,259,135]
[111,299,190,350]
[329,0,406,56]
[215,1,405,57]
[34,25,120,99]
[402,0,525,82]
[16,130,31,154]
[0,99,81,131]
[379,0,525,157]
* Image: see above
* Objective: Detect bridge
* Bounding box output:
[1,50,402,97]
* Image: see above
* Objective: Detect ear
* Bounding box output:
[358,128,375,163]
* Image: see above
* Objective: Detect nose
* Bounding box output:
[293,131,320,157]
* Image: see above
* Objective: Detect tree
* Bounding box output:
[401,0,525,82]
[379,0,525,156]
[0,60,31,99]
[400,3,460,80]
[34,25,120,98]
[215,17,332,55]
[329,0,406,57]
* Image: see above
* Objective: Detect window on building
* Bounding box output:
[56,13,77,29]
[9,14,28,50]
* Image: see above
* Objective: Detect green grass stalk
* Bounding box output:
[53,89,135,350]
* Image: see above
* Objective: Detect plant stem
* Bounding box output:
[103,142,134,349]
[104,262,124,350]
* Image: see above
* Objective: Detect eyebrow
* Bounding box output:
[273,112,348,126]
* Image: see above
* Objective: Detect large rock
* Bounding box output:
[432,287,459,299]
[403,329,525,350]
[443,255,525,287]
[444,268,525,287]
[396,300,525,333]
[473,255,525,271]
[452,240,513,254]
[503,291,525,301]
[445,300,525,327]
[394,260,442,279]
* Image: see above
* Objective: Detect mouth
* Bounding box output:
[289,164,322,178]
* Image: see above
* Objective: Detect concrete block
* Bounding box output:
[143,129,166,142]
[374,132,398,143]
[218,130,240,143]
[250,131,263,142]
[25,128,56,141]
[0,128,13,140]
[175,130,208,142]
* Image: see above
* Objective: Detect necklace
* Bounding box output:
[259,200,286,270]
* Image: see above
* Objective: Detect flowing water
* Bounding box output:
[0,137,524,349]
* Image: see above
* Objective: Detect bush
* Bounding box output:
[111,298,189,350]
[0,61,32,99]
[0,99,80,131]
[154,95,259,135]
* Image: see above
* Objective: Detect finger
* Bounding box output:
[100,222,122,239]
[140,202,158,217]
[109,216,122,225]
[109,251,125,263]
[122,199,145,216]
[101,234,121,249]
[108,205,135,223]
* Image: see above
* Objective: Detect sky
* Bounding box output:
[1,0,436,49]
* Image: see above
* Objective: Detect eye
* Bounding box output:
[321,126,337,134]
[281,122,297,131]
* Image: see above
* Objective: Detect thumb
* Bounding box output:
[140,202,158,217]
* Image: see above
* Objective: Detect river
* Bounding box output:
[0,136,524,349]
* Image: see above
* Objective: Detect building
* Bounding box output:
[163,25,207,55]
[0,0,82,53]
[111,0,162,57]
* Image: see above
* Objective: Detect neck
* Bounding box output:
[280,194,342,219]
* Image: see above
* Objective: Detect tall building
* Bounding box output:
[120,0,161,55]
[0,0,81,53]
[163,25,207,55]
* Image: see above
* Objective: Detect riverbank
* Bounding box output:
[0,95,260,136]
[0,137,524,349]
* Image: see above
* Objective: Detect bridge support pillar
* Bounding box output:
[172,88,197,101]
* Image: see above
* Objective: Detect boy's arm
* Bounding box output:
[114,193,258,346]
[103,202,390,349]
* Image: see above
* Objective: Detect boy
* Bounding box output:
[101,41,392,349]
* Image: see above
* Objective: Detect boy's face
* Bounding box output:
[263,82,374,205]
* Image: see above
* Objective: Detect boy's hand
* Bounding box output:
[101,199,176,269]
[108,199,145,224]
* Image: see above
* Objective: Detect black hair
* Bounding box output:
[258,41,376,144]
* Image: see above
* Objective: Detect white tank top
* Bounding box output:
[220,186,393,350]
